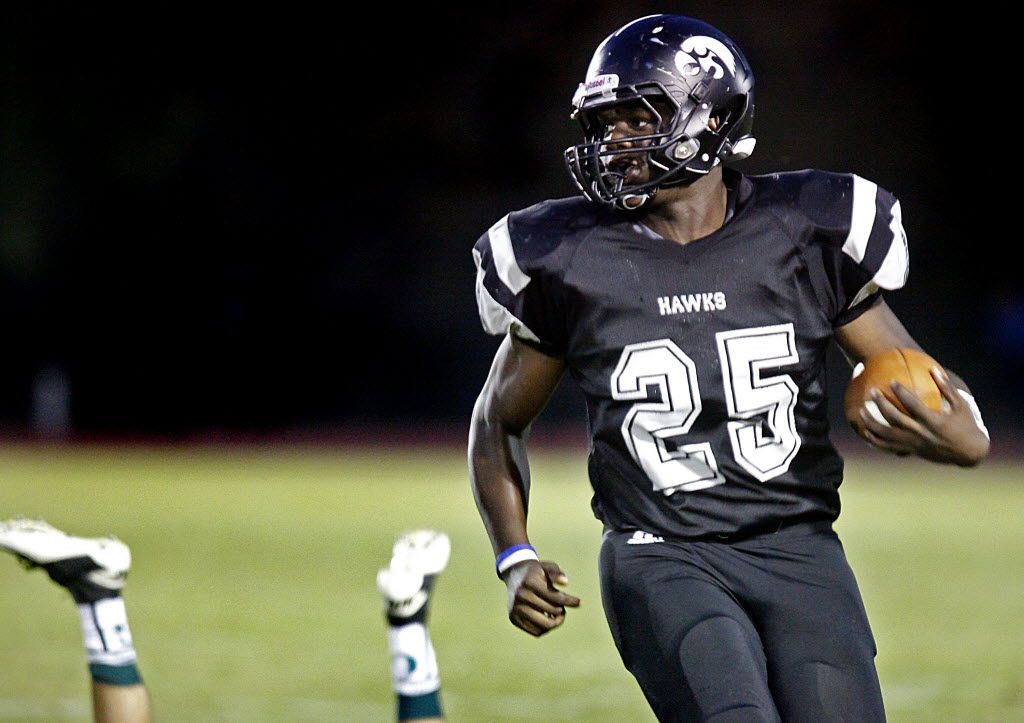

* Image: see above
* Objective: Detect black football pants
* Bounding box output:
[599,522,886,722]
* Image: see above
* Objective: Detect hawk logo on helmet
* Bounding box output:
[674,36,737,79]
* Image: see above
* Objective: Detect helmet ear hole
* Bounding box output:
[710,99,743,133]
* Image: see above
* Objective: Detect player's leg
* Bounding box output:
[91,680,151,723]
[0,518,153,723]
[377,529,451,722]
[599,530,781,723]
[736,526,886,722]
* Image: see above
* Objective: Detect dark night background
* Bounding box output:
[1,4,1020,444]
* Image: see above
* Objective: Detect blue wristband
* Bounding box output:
[495,543,539,577]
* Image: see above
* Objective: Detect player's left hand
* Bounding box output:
[856,367,989,466]
[502,559,581,637]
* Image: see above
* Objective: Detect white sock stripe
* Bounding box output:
[388,623,440,696]
[78,598,137,665]
[87,648,139,666]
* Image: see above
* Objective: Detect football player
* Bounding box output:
[468,14,990,721]
[0,518,152,723]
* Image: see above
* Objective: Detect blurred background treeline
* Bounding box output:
[2,2,1020,441]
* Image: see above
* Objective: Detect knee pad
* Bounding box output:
[678,615,778,721]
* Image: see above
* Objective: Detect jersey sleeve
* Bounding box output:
[806,173,910,326]
[472,212,569,357]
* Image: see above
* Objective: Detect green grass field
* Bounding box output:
[1,444,1021,721]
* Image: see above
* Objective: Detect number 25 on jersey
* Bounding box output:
[610,324,801,495]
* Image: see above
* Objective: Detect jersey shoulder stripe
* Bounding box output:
[487,214,530,295]
[473,245,542,343]
[842,174,908,297]
[472,196,601,353]
[842,174,878,264]
[748,168,909,322]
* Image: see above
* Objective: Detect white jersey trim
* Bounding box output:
[873,199,909,290]
[488,214,531,294]
[472,248,541,343]
[842,174,877,264]
[844,182,910,310]
[847,281,879,310]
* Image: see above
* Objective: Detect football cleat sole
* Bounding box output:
[0,518,130,600]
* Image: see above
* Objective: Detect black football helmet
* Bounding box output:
[564,15,755,210]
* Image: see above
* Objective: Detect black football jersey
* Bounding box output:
[472,168,909,538]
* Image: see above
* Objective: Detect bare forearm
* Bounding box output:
[469,334,566,555]
[469,403,532,554]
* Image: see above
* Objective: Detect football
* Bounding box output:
[844,348,944,431]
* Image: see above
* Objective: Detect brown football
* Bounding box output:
[844,348,944,431]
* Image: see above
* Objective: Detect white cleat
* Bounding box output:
[0,518,130,601]
[377,529,450,621]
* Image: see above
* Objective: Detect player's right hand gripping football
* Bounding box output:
[502,559,580,636]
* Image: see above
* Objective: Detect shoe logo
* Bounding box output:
[626,531,664,545]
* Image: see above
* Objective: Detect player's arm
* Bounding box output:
[469,334,580,637]
[834,299,990,466]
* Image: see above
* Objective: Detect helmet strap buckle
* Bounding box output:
[672,139,700,160]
